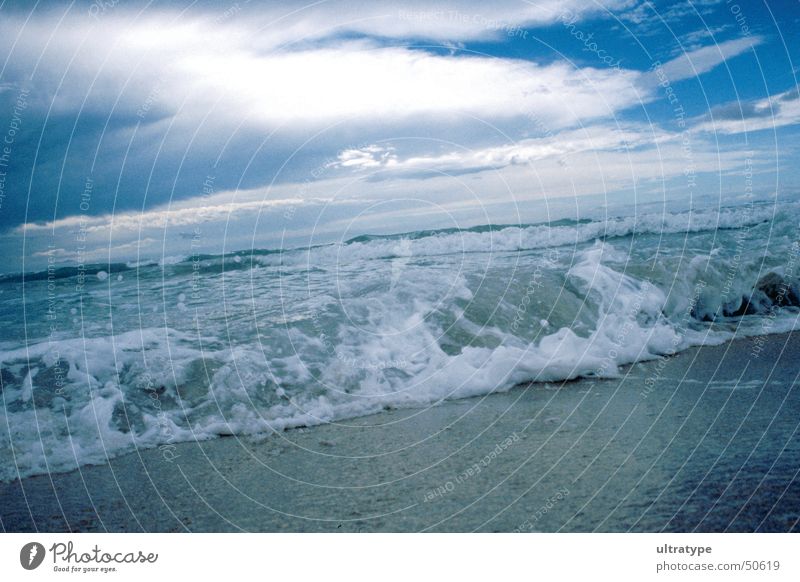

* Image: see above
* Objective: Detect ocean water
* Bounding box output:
[1,201,799,482]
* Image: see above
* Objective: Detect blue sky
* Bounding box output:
[0,0,798,272]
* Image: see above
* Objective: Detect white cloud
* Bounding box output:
[197,0,628,44]
[16,196,310,235]
[619,0,719,33]
[0,10,645,132]
[339,124,675,177]
[672,25,732,53]
[651,36,761,83]
[694,88,800,134]
[332,145,398,169]
[0,5,756,141]
[181,42,645,128]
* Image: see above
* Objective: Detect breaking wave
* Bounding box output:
[1,201,798,481]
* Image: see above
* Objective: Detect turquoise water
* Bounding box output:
[1,201,798,481]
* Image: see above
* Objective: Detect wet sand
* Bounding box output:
[2,331,799,532]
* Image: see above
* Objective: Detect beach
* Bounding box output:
[2,330,798,533]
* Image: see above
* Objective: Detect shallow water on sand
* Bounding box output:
[2,332,797,532]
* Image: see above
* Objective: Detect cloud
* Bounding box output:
[0,0,787,273]
[332,124,675,179]
[14,121,749,240]
[650,36,762,83]
[694,87,800,134]
[619,0,720,34]
[3,8,750,135]
[8,129,767,270]
[667,25,733,55]
[15,196,311,235]
[331,145,398,169]
[0,11,645,130]
[710,101,774,121]
[77,0,627,44]
[0,4,649,232]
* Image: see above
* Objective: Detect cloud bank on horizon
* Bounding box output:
[0,0,798,272]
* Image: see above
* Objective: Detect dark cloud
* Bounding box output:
[710,100,773,121]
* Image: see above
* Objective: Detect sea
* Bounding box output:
[1,200,798,482]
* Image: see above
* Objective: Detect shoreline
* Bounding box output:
[2,330,799,532]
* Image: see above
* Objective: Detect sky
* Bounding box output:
[0,0,798,273]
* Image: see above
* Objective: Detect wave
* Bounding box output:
[0,262,133,284]
[1,202,781,283]
[1,201,798,482]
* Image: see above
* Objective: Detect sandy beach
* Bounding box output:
[2,331,798,533]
